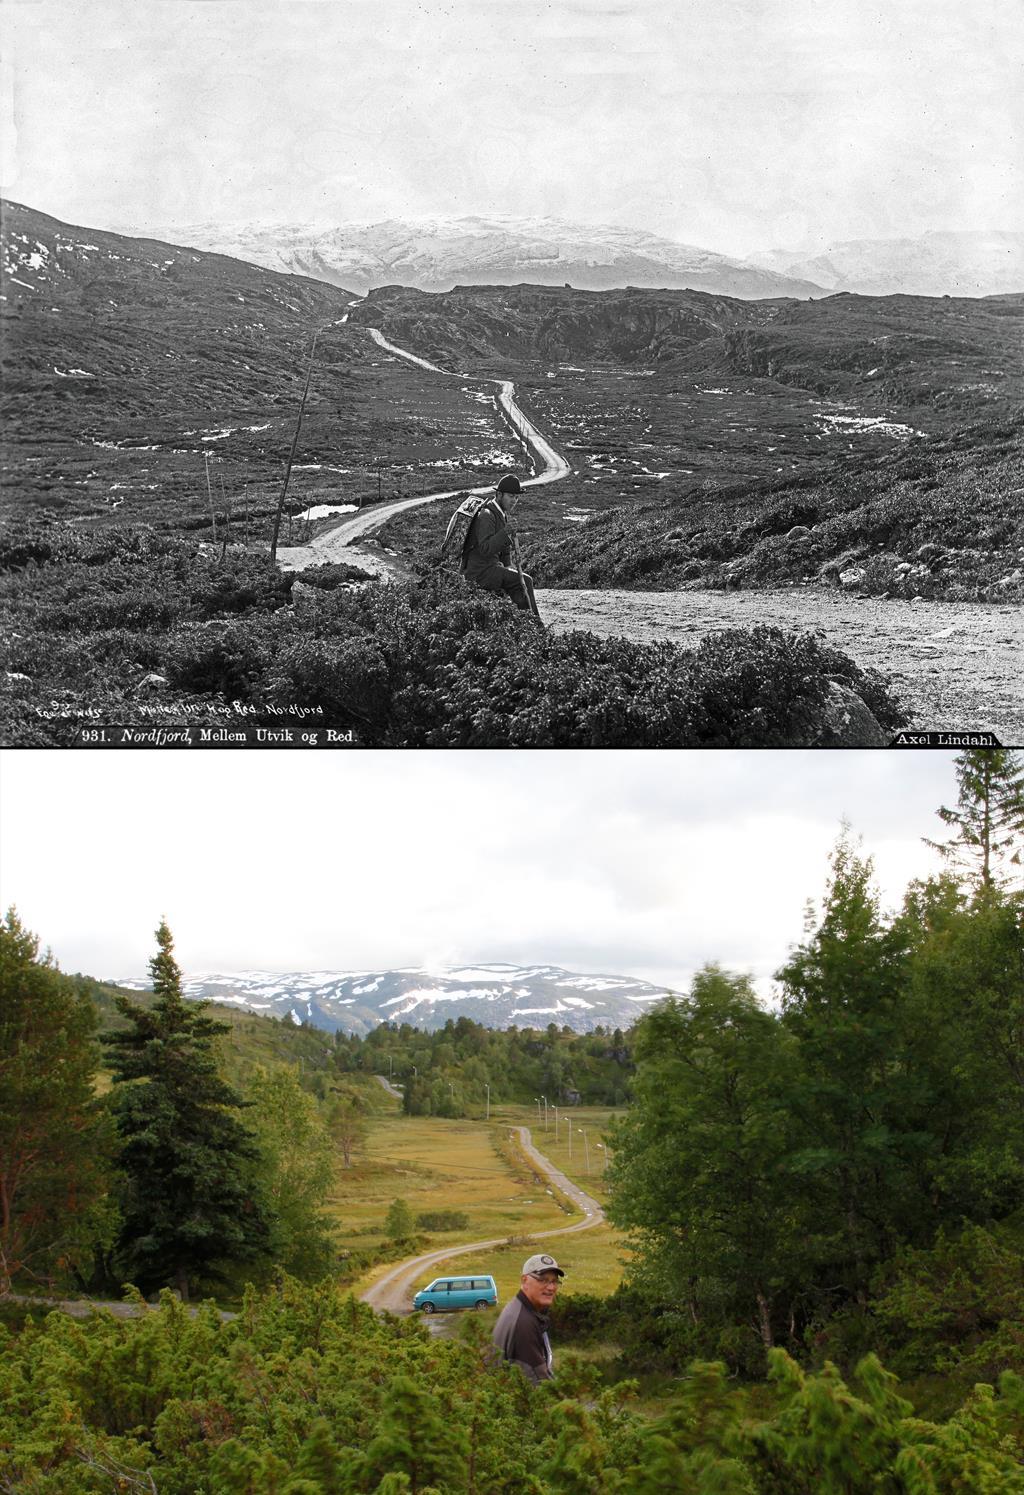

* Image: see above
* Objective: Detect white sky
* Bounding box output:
[0,749,960,1001]
[1,0,1020,257]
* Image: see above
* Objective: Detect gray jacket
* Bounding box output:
[491,1290,553,1384]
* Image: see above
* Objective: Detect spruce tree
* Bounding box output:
[926,748,1024,892]
[103,918,273,1300]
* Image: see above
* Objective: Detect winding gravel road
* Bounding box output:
[276,325,1020,742]
[276,326,569,576]
[360,1125,604,1318]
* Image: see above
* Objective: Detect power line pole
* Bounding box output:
[270,328,320,566]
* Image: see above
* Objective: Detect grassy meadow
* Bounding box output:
[334,1092,631,1303]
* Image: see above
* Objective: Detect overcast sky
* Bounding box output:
[2,0,1020,257]
[0,749,962,1000]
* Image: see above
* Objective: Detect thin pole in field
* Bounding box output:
[271,328,320,565]
[204,452,218,541]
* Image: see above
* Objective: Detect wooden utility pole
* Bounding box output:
[204,452,218,541]
[270,329,320,565]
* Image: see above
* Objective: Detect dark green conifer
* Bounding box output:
[926,748,1024,892]
[103,918,273,1300]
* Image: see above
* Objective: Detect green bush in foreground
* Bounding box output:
[2,1280,1023,1493]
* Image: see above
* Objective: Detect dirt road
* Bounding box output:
[276,324,1021,743]
[276,325,569,576]
[359,1126,604,1318]
[539,587,1023,742]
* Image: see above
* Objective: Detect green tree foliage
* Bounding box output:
[606,970,801,1361]
[385,1198,415,1243]
[872,1223,1024,1385]
[347,1014,632,1116]
[245,1066,338,1279]
[102,919,274,1300]
[925,749,1024,891]
[608,831,1024,1370]
[777,836,927,1305]
[0,909,114,1289]
[327,1084,370,1169]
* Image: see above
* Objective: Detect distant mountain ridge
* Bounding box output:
[113,963,670,1035]
[118,213,825,300]
[749,230,1024,298]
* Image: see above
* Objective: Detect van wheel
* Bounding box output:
[475,1299,489,1310]
[422,1303,435,1314]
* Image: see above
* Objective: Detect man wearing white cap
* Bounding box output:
[490,1253,565,1384]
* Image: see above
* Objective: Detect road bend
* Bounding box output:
[276,325,570,576]
[360,1125,604,1317]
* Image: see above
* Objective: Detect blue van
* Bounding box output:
[413,1274,498,1313]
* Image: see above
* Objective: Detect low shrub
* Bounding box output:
[415,1211,471,1232]
[1,525,906,745]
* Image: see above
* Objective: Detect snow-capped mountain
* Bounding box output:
[121,214,825,300]
[112,963,670,1036]
[748,230,1024,298]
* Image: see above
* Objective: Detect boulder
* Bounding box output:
[786,525,811,540]
[813,682,888,746]
[136,673,169,691]
[839,566,866,589]
[915,543,946,564]
[290,580,321,604]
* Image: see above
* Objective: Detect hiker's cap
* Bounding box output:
[523,1253,565,1278]
[495,474,523,495]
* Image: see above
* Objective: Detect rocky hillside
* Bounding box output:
[113,963,669,1036]
[528,421,1024,604]
[750,231,1024,298]
[1,198,358,426]
[351,284,1024,420]
[121,213,826,299]
[1,200,522,531]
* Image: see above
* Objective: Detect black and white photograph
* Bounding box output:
[1,0,1021,747]
[2,745,1024,1484]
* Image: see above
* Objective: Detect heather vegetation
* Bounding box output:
[527,422,1024,601]
[0,538,904,746]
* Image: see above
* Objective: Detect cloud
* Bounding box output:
[0,749,955,989]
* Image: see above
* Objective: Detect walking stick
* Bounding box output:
[511,529,543,625]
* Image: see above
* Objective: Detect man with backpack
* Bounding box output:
[460,475,541,620]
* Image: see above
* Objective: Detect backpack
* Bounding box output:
[442,492,503,571]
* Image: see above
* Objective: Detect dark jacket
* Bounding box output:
[490,1290,554,1384]
[462,498,513,586]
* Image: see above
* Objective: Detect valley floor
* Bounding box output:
[538,588,1024,743]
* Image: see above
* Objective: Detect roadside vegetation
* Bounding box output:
[0,534,905,746]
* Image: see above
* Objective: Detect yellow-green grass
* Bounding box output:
[475,1221,632,1304]
[373,1102,632,1305]
[331,1104,573,1272]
